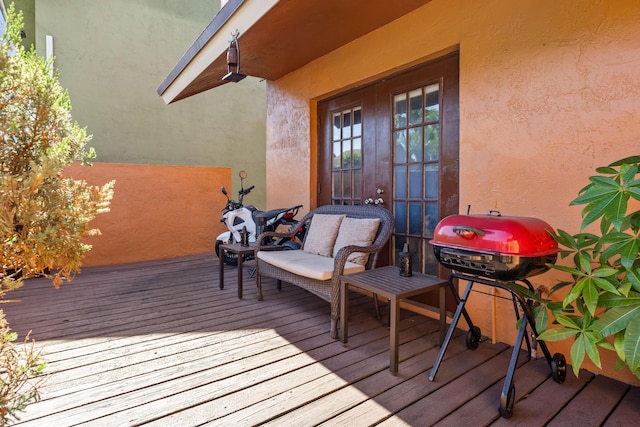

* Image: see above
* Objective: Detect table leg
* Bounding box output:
[219,248,224,290]
[390,297,399,375]
[340,280,349,344]
[237,252,243,299]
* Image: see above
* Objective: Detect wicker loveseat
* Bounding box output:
[255,204,394,339]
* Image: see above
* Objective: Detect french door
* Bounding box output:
[318,53,459,275]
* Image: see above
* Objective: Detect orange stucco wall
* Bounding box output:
[64,163,230,266]
[265,0,640,383]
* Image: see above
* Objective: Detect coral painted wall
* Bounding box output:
[265,0,640,383]
[64,163,230,266]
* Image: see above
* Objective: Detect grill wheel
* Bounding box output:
[551,353,567,383]
[465,326,481,350]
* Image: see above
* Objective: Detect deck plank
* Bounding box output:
[433,356,552,426]
[143,315,439,426]
[355,342,510,427]
[379,347,530,426]
[221,327,459,426]
[603,385,640,426]
[490,368,595,426]
[1,253,636,426]
[547,374,630,427]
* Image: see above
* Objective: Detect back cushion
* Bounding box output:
[332,217,381,265]
[302,214,345,257]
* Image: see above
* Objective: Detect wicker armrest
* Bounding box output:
[255,215,312,251]
[332,244,379,275]
[255,230,293,251]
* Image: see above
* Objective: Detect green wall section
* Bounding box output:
[28,0,267,207]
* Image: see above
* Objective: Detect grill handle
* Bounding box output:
[453,226,486,238]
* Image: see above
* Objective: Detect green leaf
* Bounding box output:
[533,305,549,332]
[572,177,619,204]
[537,327,579,342]
[587,193,628,231]
[515,317,523,330]
[630,212,640,231]
[504,282,539,301]
[550,263,586,277]
[581,177,620,196]
[621,164,638,185]
[596,166,619,175]
[569,314,586,328]
[601,234,640,270]
[549,281,576,297]
[614,330,626,361]
[578,253,593,273]
[628,185,640,203]
[584,332,602,368]
[624,312,640,374]
[571,334,586,377]
[554,313,581,329]
[599,291,640,308]
[609,155,640,167]
[583,279,599,316]
[600,215,613,235]
[593,305,640,337]
[593,277,620,295]
[571,172,629,230]
[554,229,578,249]
[597,339,616,351]
[618,278,632,297]
[628,267,640,292]
[547,300,572,314]
[563,279,586,308]
[591,266,621,278]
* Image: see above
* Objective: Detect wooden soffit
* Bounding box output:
[158,0,432,104]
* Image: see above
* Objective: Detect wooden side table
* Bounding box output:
[340,266,448,375]
[218,242,257,299]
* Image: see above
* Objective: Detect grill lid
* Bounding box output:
[430,213,558,257]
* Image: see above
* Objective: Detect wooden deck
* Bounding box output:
[3,253,638,426]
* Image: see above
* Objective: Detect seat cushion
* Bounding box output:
[257,250,365,281]
[332,217,381,265]
[302,214,345,257]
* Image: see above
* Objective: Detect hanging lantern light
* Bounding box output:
[222,30,246,83]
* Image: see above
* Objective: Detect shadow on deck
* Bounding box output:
[2,253,638,426]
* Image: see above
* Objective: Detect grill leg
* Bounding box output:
[429,278,474,381]
[511,294,533,360]
[500,311,529,418]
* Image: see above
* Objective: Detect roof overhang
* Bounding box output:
[158,0,432,104]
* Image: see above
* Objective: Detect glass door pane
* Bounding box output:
[331,107,363,205]
[392,81,442,274]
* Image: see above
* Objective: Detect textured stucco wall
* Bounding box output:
[65,163,230,266]
[266,0,640,383]
[33,0,267,207]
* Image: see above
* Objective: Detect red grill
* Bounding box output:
[430,212,559,280]
[428,211,566,418]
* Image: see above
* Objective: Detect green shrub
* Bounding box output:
[0,5,114,421]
